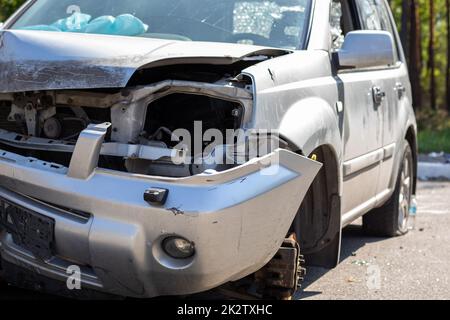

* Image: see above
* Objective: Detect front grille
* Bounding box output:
[38,199,92,221]
[10,190,92,223]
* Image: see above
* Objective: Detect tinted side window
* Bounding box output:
[354,0,399,62]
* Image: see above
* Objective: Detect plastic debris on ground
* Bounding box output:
[346,276,361,283]
[351,260,369,266]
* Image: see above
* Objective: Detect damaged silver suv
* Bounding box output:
[0,0,417,299]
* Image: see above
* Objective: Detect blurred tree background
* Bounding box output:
[0,0,25,22]
[388,0,444,112]
[388,0,450,152]
[0,0,449,152]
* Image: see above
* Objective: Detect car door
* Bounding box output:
[371,0,408,201]
[339,0,397,218]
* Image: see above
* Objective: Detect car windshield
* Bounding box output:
[9,0,312,49]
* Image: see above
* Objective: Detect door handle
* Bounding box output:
[372,86,386,104]
[395,82,406,99]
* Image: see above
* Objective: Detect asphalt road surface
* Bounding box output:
[300,181,450,300]
[1,181,449,300]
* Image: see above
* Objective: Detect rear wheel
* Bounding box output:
[363,142,414,237]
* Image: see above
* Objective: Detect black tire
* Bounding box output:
[363,141,414,237]
[291,147,341,268]
[292,149,329,252]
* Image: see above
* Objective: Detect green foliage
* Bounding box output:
[390,0,448,110]
[0,0,26,22]
[418,128,450,153]
[417,109,450,131]
[390,1,450,152]
[417,109,450,152]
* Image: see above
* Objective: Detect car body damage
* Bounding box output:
[0,23,322,298]
[0,0,418,300]
[0,30,290,92]
[0,30,293,178]
[0,148,321,297]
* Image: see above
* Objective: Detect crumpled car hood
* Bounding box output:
[0,30,289,93]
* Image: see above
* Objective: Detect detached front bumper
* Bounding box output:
[0,133,321,298]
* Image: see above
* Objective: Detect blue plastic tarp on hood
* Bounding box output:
[51,12,92,32]
[21,13,149,37]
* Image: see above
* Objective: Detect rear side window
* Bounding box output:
[354,0,400,62]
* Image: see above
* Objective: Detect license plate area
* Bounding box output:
[0,198,55,260]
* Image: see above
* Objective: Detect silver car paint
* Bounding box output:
[241,1,416,225]
[0,29,290,93]
[0,0,417,297]
[0,148,321,297]
[337,31,396,69]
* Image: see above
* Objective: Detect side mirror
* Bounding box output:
[0,22,4,30]
[336,30,395,69]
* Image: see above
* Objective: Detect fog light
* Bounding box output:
[162,236,195,259]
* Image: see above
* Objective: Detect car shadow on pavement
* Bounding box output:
[298,224,389,299]
[0,283,63,300]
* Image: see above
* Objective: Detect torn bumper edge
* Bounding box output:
[0,130,321,297]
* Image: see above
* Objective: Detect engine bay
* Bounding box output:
[0,72,254,177]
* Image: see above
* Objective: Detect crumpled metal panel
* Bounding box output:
[0,148,321,297]
[0,30,289,93]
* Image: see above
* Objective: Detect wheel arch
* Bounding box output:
[278,97,343,268]
[278,96,343,194]
[284,142,342,268]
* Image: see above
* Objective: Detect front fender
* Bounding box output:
[279,97,342,161]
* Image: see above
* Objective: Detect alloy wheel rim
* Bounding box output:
[398,153,412,233]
